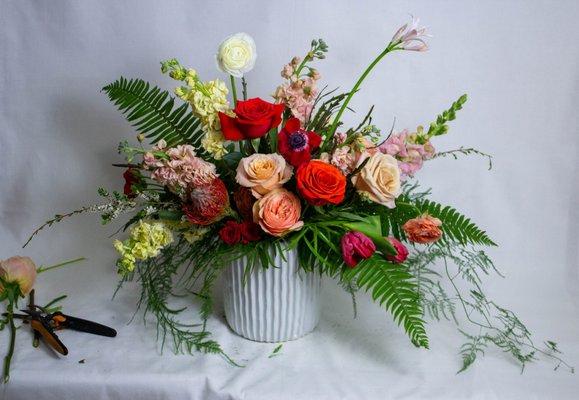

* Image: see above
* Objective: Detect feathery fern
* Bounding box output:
[342,255,429,348]
[102,77,203,147]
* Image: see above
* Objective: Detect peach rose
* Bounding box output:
[351,152,401,208]
[236,153,293,198]
[252,189,303,237]
[403,215,443,244]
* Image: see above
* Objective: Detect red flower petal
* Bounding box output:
[287,149,311,167]
[284,117,301,133]
[307,131,322,150]
[218,112,244,141]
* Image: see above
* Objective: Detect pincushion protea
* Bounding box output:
[183,178,230,225]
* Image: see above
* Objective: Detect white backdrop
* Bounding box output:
[1,1,578,399]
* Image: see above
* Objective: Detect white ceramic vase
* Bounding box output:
[223,246,322,342]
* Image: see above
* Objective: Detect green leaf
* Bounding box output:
[102,78,203,147]
[342,256,429,348]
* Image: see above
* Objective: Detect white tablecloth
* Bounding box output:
[2,1,578,399]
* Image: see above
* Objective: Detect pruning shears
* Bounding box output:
[4,306,117,356]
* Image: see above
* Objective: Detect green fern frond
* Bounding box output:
[342,256,429,348]
[414,199,497,247]
[102,77,203,147]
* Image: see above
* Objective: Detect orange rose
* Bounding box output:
[296,160,346,206]
[402,215,442,244]
[253,189,303,237]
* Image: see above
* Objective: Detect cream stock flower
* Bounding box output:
[216,33,257,77]
[236,153,293,198]
[201,130,227,160]
[351,152,401,208]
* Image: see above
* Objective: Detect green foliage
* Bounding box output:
[413,199,497,247]
[102,77,203,147]
[426,94,468,139]
[458,330,487,373]
[373,201,420,241]
[433,147,493,170]
[342,256,429,348]
[307,88,350,140]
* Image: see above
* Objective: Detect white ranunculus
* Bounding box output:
[216,33,257,77]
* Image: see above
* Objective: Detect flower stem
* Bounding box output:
[328,42,398,138]
[229,75,238,106]
[294,54,311,77]
[241,77,248,100]
[37,257,86,274]
[3,298,16,383]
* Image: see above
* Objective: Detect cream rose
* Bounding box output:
[252,189,303,237]
[351,152,401,208]
[216,33,257,77]
[236,153,292,197]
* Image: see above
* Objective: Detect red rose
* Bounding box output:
[233,186,255,221]
[219,220,242,245]
[278,118,322,167]
[240,220,262,243]
[218,98,285,140]
[123,168,141,198]
[218,220,261,245]
[296,160,347,206]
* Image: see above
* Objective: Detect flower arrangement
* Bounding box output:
[27,17,571,372]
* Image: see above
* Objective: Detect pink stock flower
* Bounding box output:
[273,60,322,123]
[341,231,376,268]
[379,129,435,178]
[144,143,218,193]
[391,16,430,52]
[385,237,409,264]
[0,256,37,296]
[330,146,355,175]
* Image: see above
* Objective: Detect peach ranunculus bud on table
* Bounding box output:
[0,256,37,297]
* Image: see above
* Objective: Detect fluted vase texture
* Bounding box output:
[223,246,322,342]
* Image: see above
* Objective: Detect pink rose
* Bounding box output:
[385,236,409,263]
[0,256,37,296]
[252,189,303,237]
[341,231,376,268]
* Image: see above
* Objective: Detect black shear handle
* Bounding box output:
[57,313,117,337]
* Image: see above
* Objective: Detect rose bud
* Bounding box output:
[341,231,376,268]
[0,256,37,297]
[385,236,409,263]
[403,215,443,244]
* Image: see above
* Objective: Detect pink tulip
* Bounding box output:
[341,231,376,268]
[385,237,409,264]
[0,256,37,296]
